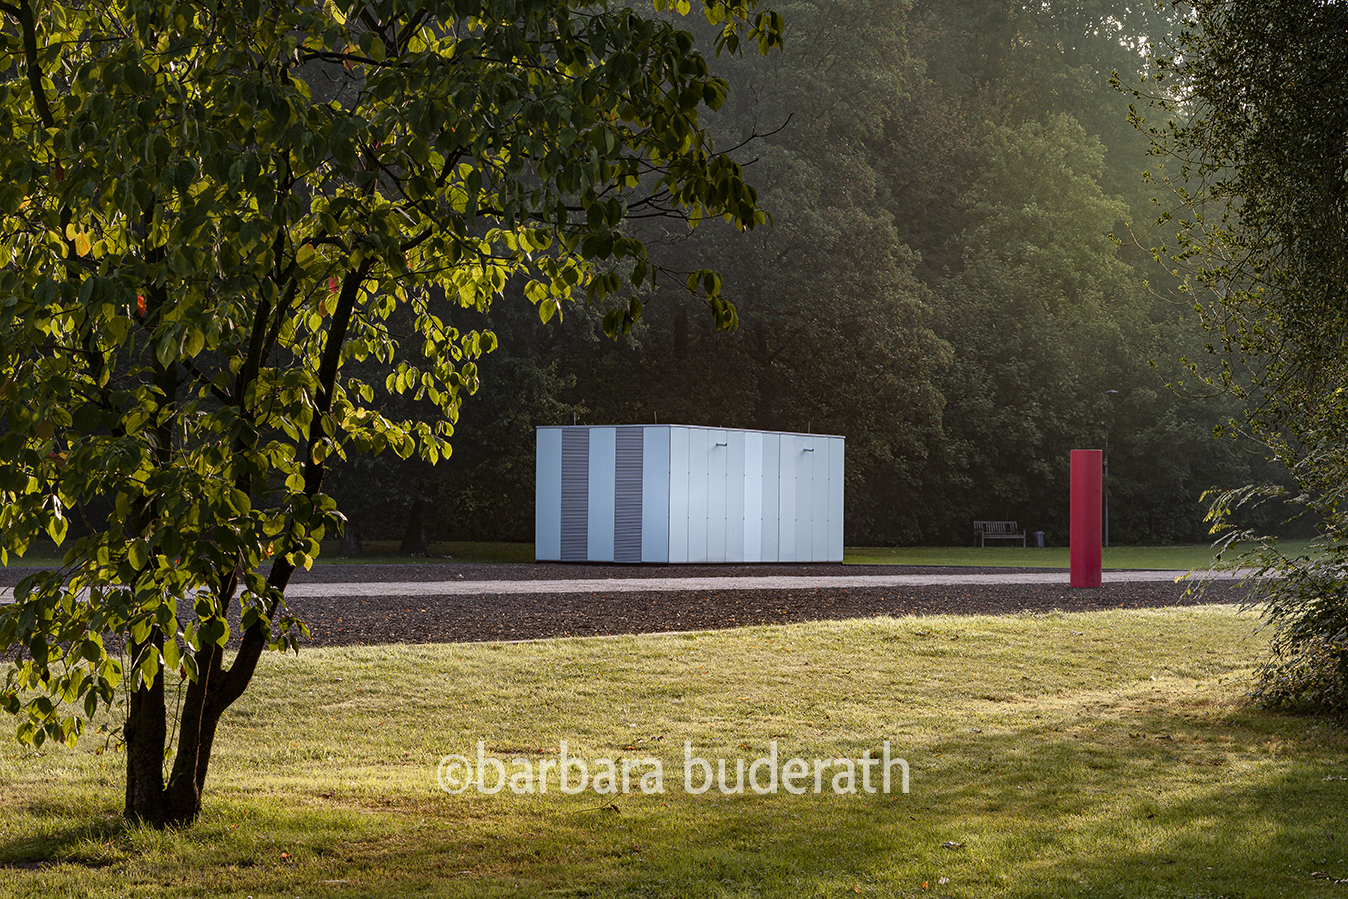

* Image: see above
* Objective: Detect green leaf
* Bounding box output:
[162,637,180,672]
[198,617,230,648]
[137,649,159,686]
[229,488,252,515]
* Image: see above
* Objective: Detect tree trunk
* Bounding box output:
[750,327,780,430]
[126,329,179,825]
[124,632,168,825]
[339,517,363,555]
[160,642,226,825]
[117,260,372,827]
[121,646,242,826]
[123,593,241,826]
[673,306,688,357]
[399,497,429,555]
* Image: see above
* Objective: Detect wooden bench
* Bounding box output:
[972,520,1026,547]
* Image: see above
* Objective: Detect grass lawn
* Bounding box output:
[3,604,1346,898]
[8,540,1312,571]
[841,544,1286,570]
[325,542,1296,570]
[2,540,539,570]
[314,540,538,564]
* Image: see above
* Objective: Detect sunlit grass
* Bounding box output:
[843,542,1312,570]
[9,540,1315,572]
[3,605,1345,898]
[315,540,536,564]
[2,540,538,570]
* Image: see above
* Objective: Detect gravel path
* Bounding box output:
[0,562,1252,647]
[278,563,1251,646]
[276,568,1233,599]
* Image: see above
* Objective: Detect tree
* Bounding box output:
[532,0,951,543]
[906,111,1264,545]
[1134,1,1348,714]
[314,0,1263,549]
[326,285,585,543]
[919,115,1138,539]
[0,0,783,825]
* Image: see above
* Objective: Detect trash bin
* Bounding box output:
[1033,531,1045,548]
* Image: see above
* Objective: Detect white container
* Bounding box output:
[536,425,844,563]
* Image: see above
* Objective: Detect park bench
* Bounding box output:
[972,520,1026,547]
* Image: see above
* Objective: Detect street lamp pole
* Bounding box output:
[1103,389,1119,549]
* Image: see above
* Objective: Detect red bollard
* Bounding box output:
[1070,449,1102,588]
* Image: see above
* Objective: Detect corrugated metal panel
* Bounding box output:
[641,426,670,562]
[760,433,780,561]
[828,436,845,561]
[543,423,842,565]
[793,436,809,560]
[668,427,690,563]
[707,430,728,562]
[560,428,589,561]
[686,428,711,563]
[668,428,690,563]
[724,430,745,563]
[535,429,563,560]
[614,427,644,563]
[809,437,829,561]
[742,431,763,562]
[588,427,616,562]
[778,435,798,562]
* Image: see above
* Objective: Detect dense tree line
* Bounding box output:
[1134,0,1348,714]
[329,0,1286,547]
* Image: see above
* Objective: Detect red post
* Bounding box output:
[1070,449,1102,588]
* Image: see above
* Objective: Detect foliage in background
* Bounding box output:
[924,115,1139,540]
[325,289,586,543]
[1135,0,1348,716]
[591,0,954,544]
[334,0,957,544]
[0,0,782,825]
[354,0,1279,547]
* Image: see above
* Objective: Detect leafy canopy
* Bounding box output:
[1133,0,1348,714]
[0,0,782,751]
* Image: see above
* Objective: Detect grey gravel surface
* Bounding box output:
[0,562,1252,646]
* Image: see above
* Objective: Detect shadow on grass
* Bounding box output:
[315,540,535,564]
[539,702,1348,898]
[2,705,1343,898]
[0,804,128,868]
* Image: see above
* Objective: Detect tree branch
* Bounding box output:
[15,0,55,130]
[217,256,373,708]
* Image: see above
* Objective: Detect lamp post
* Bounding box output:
[1103,389,1119,548]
